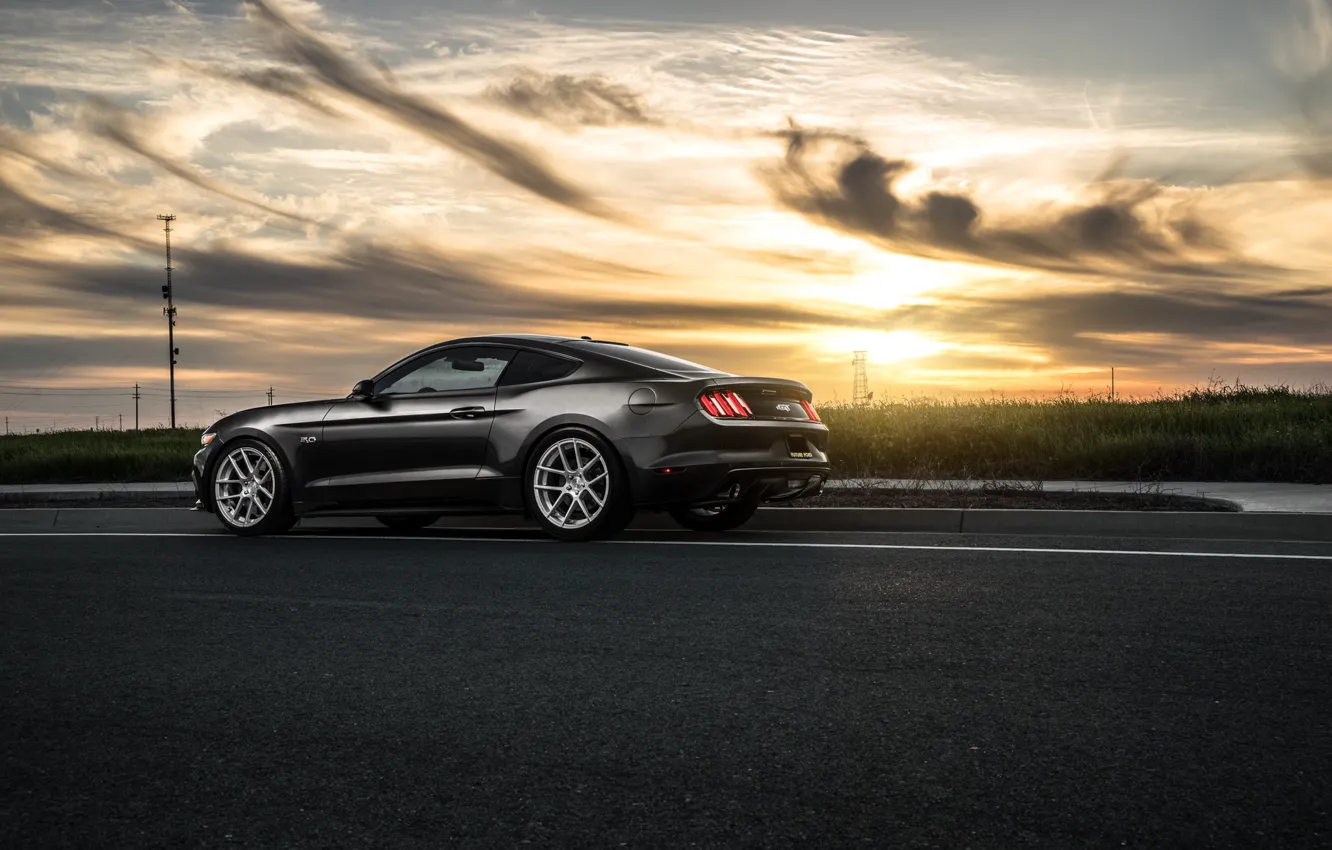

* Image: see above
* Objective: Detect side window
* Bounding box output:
[377,347,514,396]
[499,350,581,387]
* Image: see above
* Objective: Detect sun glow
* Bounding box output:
[816,329,951,364]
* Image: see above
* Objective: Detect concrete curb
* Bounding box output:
[1,506,1329,542]
[0,482,194,502]
[756,508,1332,541]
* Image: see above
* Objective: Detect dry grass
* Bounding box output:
[821,381,1332,484]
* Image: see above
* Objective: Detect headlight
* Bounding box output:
[201,432,217,446]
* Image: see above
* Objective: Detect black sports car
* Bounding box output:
[192,334,830,540]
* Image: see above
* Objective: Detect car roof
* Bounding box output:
[391,334,720,377]
[439,333,620,352]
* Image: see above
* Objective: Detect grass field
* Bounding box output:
[2,382,1330,484]
[0,427,200,484]
[823,382,1332,484]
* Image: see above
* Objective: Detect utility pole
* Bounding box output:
[157,214,179,428]
[95,415,99,431]
[267,386,274,406]
[1111,367,1116,401]
[133,383,141,430]
[119,413,123,431]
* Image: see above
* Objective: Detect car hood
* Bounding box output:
[209,398,339,434]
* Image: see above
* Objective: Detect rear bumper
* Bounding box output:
[618,413,831,508]
[638,464,829,507]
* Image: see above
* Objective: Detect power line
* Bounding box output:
[0,385,268,396]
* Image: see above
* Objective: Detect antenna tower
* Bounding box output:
[157,214,179,428]
[852,350,869,405]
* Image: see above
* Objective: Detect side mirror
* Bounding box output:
[350,379,375,399]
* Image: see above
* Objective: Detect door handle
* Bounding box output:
[450,406,485,419]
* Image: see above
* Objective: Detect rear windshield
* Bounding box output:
[566,341,724,374]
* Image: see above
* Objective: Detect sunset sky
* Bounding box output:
[2,0,1330,428]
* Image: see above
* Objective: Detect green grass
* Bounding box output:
[3,382,1331,484]
[0,427,200,484]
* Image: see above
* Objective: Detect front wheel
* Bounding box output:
[527,428,632,541]
[210,439,296,536]
[669,491,761,532]
[376,514,441,531]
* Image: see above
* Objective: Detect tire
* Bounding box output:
[669,490,762,532]
[526,427,633,542]
[376,514,442,531]
[209,438,296,537]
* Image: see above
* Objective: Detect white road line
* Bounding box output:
[0,532,547,544]
[605,539,1332,561]
[1,531,1331,561]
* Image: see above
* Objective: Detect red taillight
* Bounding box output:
[800,399,820,422]
[725,391,753,417]
[699,389,753,419]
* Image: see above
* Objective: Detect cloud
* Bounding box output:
[240,0,629,223]
[158,55,345,118]
[485,67,660,130]
[79,97,320,226]
[0,127,90,181]
[0,169,151,248]
[25,237,874,333]
[883,285,1332,367]
[760,121,1270,279]
[1277,0,1332,176]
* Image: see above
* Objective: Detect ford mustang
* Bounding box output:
[192,334,830,540]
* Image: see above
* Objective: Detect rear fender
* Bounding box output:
[516,417,634,515]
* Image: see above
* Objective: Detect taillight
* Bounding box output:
[699,389,753,419]
[799,399,820,422]
[725,391,753,417]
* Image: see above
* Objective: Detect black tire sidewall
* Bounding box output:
[210,437,295,536]
[525,427,631,541]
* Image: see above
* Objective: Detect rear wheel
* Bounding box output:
[669,491,762,532]
[376,514,442,531]
[527,428,632,541]
[210,439,296,537]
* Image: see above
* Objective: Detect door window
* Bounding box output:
[377,347,514,396]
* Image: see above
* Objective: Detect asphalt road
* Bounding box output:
[2,528,1330,848]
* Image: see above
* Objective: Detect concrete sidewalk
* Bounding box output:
[2,479,1330,513]
[0,482,194,497]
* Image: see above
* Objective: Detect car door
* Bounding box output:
[307,346,516,507]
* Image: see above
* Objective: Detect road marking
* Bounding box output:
[603,539,1332,561]
[1,531,1332,561]
[0,532,549,544]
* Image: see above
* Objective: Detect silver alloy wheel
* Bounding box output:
[533,437,610,530]
[213,445,276,528]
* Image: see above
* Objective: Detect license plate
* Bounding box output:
[786,434,813,458]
